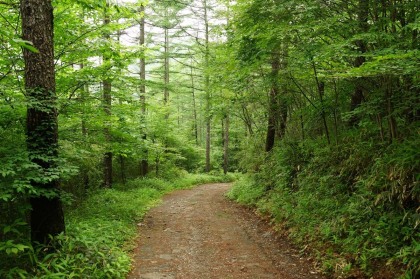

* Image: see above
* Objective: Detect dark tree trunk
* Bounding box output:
[349,0,369,126]
[265,52,280,152]
[103,78,112,188]
[80,63,90,191]
[317,80,331,145]
[21,0,65,244]
[223,114,229,174]
[119,155,126,184]
[102,6,112,188]
[276,45,288,140]
[385,77,398,142]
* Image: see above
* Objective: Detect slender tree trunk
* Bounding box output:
[318,81,331,145]
[103,81,112,188]
[300,114,305,141]
[265,52,280,152]
[241,104,254,136]
[312,60,331,145]
[190,58,198,145]
[349,0,369,126]
[385,77,398,141]
[377,113,385,141]
[139,4,148,176]
[163,7,169,109]
[277,46,288,139]
[332,79,340,144]
[119,155,126,184]
[80,62,89,190]
[103,5,112,188]
[223,114,229,174]
[21,0,65,244]
[203,0,211,172]
[155,153,160,176]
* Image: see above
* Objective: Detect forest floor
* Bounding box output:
[128,183,325,279]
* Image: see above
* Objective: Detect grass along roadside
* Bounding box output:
[3,173,236,278]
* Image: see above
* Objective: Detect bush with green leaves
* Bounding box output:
[0,173,236,278]
[228,135,419,278]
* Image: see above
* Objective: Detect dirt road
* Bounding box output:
[128,183,324,279]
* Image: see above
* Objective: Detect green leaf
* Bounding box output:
[12,39,39,53]
[3,226,11,234]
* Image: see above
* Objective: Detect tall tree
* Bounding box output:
[102,3,113,188]
[21,0,65,244]
[139,3,149,176]
[348,0,369,126]
[163,6,170,106]
[203,0,211,172]
[265,51,281,152]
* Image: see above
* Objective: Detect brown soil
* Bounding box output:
[128,183,325,279]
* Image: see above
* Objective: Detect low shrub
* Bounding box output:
[228,135,419,278]
[0,173,237,278]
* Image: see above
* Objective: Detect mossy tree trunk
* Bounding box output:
[21,0,65,244]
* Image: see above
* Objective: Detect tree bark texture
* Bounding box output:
[21,0,65,244]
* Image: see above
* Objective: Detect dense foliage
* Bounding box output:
[225,0,420,278]
[1,173,235,278]
[1,0,237,276]
[0,0,418,277]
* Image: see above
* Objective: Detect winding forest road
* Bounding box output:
[128,183,324,279]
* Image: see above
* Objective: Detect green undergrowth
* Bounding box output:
[228,137,419,279]
[1,172,236,278]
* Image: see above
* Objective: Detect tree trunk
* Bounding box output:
[265,52,280,152]
[21,0,65,244]
[190,58,199,145]
[139,4,148,176]
[333,79,340,144]
[276,44,289,140]
[349,0,369,126]
[80,62,90,190]
[119,155,126,184]
[385,77,398,141]
[311,59,330,145]
[103,6,112,188]
[163,7,170,108]
[103,79,112,188]
[203,0,211,172]
[223,114,229,174]
[317,81,331,145]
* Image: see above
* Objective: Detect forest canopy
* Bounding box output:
[0,0,419,278]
